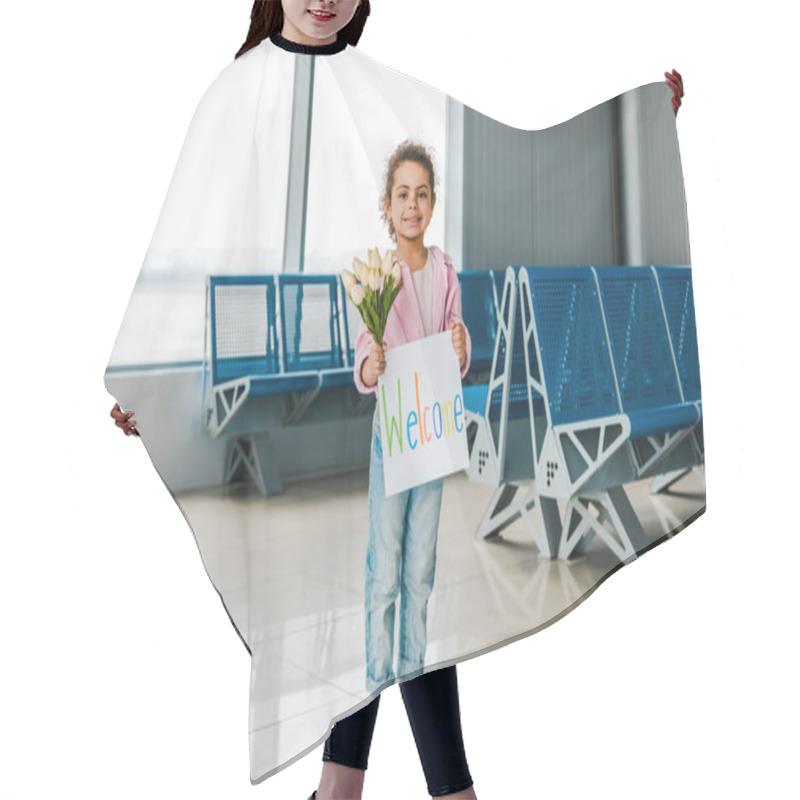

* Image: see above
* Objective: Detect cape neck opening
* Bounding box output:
[269,32,348,56]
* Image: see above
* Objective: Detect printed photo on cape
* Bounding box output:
[103,32,705,784]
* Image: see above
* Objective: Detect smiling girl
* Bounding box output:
[354,141,472,699]
[346,138,475,800]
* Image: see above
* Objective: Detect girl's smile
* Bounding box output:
[308,8,335,22]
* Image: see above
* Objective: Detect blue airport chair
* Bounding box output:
[457,270,498,375]
[278,275,354,422]
[521,266,631,489]
[649,265,704,492]
[278,275,350,375]
[654,266,702,406]
[204,275,306,495]
[204,274,364,495]
[340,277,362,369]
[462,267,550,551]
[205,276,318,437]
[520,266,652,561]
[593,266,699,477]
[467,265,704,562]
[463,267,518,484]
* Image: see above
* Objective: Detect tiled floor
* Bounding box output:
[176,466,704,779]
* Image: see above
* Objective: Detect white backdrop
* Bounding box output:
[1,1,796,798]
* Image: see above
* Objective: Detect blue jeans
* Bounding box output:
[365,411,445,692]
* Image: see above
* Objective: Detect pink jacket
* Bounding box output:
[353,244,472,396]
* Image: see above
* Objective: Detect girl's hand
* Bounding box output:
[110,402,139,437]
[450,321,467,369]
[362,340,387,387]
[665,69,684,116]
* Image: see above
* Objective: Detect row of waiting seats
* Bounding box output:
[462,265,703,562]
[204,274,353,435]
[202,271,504,435]
[202,266,703,564]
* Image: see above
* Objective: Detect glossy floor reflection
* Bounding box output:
[176,466,704,779]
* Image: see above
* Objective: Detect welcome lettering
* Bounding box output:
[381,371,464,458]
[377,332,470,496]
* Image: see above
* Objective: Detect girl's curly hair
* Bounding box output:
[379,139,438,242]
[236,0,371,59]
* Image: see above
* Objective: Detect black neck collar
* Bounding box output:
[269,32,348,56]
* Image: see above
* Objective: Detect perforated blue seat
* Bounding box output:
[462,383,489,415]
[625,404,699,438]
[463,382,538,420]
[462,382,534,421]
[458,270,498,373]
[208,276,318,394]
[278,274,353,389]
[507,382,541,419]
[593,266,699,438]
[654,266,702,418]
[524,267,619,428]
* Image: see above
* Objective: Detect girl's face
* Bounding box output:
[384,160,436,248]
[281,0,361,45]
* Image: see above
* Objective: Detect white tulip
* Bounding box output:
[380,248,393,276]
[352,257,367,285]
[349,284,365,305]
[369,269,381,291]
[341,269,357,292]
[391,262,402,285]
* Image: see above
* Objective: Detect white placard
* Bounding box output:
[377,331,469,496]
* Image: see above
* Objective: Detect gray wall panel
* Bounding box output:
[636,83,691,265]
[462,102,616,270]
[458,83,689,271]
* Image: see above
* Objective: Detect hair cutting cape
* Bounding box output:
[105,34,705,784]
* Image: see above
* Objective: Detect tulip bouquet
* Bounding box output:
[341,247,403,346]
